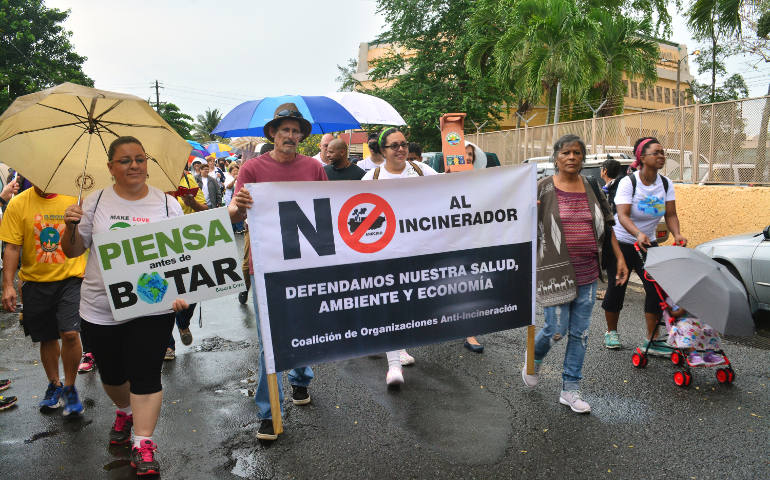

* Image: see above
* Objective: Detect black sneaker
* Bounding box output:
[130,439,160,476]
[291,385,311,405]
[0,379,10,391]
[238,291,248,305]
[0,395,18,410]
[257,419,277,441]
[179,328,193,346]
[109,410,133,445]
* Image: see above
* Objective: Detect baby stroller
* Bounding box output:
[629,243,735,387]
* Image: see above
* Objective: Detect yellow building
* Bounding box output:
[353,38,696,129]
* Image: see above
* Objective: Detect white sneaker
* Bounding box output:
[559,390,591,413]
[386,366,404,386]
[399,349,415,366]
[521,351,539,387]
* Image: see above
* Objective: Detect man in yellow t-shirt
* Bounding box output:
[0,186,87,416]
[177,163,208,215]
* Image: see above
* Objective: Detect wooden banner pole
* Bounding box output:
[526,325,535,375]
[267,373,283,435]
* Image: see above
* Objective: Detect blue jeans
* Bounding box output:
[534,281,597,391]
[251,275,313,419]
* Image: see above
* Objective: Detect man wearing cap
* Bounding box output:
[313,133,335,165]
[229,103,327,441]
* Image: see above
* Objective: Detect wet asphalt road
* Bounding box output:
[1,236,769,479]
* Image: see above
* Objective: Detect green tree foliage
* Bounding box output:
[297,134,322,157]
[157,102,194,139]
[687,0,740,102]
[193,108,223,142]
[0,0,93,112]
[369,0,513,150]
[467,0,659,121]
[335,58,361,92]
[688,74,749,102]
[588,10,659,116]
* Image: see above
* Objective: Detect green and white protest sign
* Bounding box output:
[93,208,244,321]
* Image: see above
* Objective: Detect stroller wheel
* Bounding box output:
[716,368,728,383]
[673,371,691,387]
[727,369,735,384]
[632,350,647,368]
[670,351,681,366]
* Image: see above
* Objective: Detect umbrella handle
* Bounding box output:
[69,221,79,244]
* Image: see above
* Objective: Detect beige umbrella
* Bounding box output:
[0,82,191,199]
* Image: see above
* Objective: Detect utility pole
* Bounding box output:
[552,81,563,144]
[152,80,163,112]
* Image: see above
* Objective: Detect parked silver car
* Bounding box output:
[695,226,770,317]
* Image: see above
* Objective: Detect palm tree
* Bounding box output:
[590,10,659,116]
[467,0,602,124]
[193,108,223,142]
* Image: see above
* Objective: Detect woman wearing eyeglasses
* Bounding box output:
[362,128,438,386]
[62,136,187,477]
[601,136,687,355]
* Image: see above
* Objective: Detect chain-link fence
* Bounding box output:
[467,95,770,185]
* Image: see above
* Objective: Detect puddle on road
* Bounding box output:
[194,336,252,353]
[230,447,274,478]
[219,428,274,478]
[24,429,59,443]
[342,357,512,465]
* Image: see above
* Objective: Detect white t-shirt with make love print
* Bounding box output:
[77,186,183,325]
[613,171,675,244]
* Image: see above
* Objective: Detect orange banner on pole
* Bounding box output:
[440,113,470,173]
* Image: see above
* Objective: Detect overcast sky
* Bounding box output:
[46,1,769,121]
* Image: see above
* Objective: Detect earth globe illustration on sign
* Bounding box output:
[39,227,60,253]
[136,272,169,304]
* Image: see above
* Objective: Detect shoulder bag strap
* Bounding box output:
[408,160,424,176]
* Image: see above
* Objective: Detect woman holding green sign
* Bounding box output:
[62,136,188,477]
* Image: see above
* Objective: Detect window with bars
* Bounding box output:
[640,85,646,100]
[623,80,629,97]
[649,87,655,101]
[656,86,662,103]
[631,82,638,98]
[665,88,671,104]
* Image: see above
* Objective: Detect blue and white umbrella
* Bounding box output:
[212,95,361,138]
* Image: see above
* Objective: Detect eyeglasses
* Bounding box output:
[644,150,666,157]
[275,109,304,119]
[383,142,409,151]
[111,157,147,166]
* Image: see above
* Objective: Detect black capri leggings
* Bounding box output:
[84,314,175,395]
[602,241,662,315]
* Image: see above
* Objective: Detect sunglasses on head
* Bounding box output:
[276,109,304,119]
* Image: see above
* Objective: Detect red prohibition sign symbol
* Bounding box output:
[337,193,397,253]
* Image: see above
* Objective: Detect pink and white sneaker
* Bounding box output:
[78,353,95,373]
